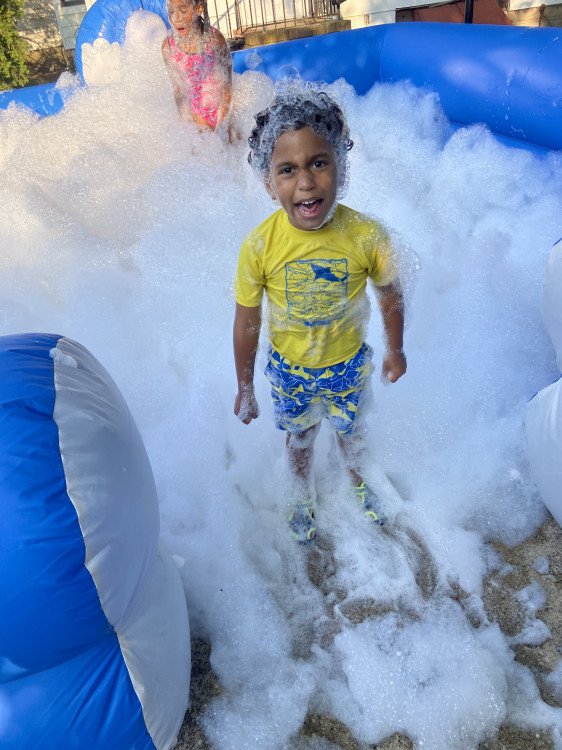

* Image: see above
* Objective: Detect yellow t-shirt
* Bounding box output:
[235,203,397,368]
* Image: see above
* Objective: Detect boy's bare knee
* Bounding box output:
[286,424,320,450]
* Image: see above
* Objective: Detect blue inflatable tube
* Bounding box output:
[74,0,171,79]
[230,23,562,151]
[0,333,190,750]
[378,23,562,150]
[0,81,66,117]
[2,15,562,152]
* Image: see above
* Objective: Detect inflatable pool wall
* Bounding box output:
[1,10,562,152]
[230,22,562,152]
[0,333,190,750]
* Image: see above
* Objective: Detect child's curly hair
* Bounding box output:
[248,85,354,196]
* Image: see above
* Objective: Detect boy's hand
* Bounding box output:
[382,349,407,384]
[377,282,406,384]
[233,303,261,423]
[234,385,259,424]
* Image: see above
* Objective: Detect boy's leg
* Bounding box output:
[324,344,373,482]
[323,345,385,525]
[264,348,322,542]
[336,430,366,486]
[336,429,384,524]
[286,423,321,483]
[286,424,320,543]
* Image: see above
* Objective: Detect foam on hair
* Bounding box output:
[247,82,354,199]
[166,0,210,37]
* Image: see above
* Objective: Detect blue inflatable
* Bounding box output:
[1,16,562,153]
[74,0,171,79]
[0,333,190,750]
[1,11,562,748]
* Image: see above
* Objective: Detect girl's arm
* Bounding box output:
[162,39,193,121]
[212,32,233,129]
[233,303,261,423]
[377,282,407,383]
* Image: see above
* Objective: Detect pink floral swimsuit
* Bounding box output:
[167,31,221,129]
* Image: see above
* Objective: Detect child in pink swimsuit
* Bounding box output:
[162,0,232,132]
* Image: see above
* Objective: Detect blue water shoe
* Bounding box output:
[288,501,316,543]
[353,483,385,525]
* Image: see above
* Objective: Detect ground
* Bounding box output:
[174,515,562,750]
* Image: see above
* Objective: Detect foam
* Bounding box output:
[2,13,562,749]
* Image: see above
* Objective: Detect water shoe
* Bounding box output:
[287,501,316,543]
[353,482,385,525]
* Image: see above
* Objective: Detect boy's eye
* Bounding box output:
[312,159,328,169]
[279,166,294,175]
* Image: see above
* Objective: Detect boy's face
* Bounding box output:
[266,127,338,231]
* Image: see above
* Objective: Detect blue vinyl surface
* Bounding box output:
[0,333,155,750]
[2,17,562,152]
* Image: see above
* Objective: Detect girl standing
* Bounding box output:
[162,0,232,134]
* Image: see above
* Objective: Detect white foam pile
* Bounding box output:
[2,12,562,750]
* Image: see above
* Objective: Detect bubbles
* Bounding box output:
[244,51,262,70]
[50,348,78,368]
[3,21,562,748]
[275,65,301,83]
[247,81,353,200]
[127,9,168,45]
[545,661,562,704]
[333,608,508,749]
[531,556,550,574]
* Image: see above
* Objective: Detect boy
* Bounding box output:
[233,88,406,543]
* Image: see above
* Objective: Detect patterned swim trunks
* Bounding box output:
[264,343,374,435]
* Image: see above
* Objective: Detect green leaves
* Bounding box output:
[0,0,29,89]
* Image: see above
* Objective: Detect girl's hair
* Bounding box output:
[247,86,353,195]
[167,0,210,32]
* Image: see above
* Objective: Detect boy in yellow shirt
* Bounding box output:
[233,88,406,543]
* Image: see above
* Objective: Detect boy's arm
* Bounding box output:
[233,302,261,424]
[377,281,407,383]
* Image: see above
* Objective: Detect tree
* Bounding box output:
[0,0,29,89]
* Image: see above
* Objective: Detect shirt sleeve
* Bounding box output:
[367,221,399,287]
[234,233,265,307]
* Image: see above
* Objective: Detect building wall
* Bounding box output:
[52,0,88,50]
[16,0,86,84]
[541,2,562,23]
[18,0,87,53]
[17,0,562,84]
[505,0,562,24]
[341,0,562,26]
[17,0,63,50]
[341,0,395,27]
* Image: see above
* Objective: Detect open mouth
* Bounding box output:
[295,199,323,219]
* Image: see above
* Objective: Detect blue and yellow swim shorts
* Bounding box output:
[264,343,374,436]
